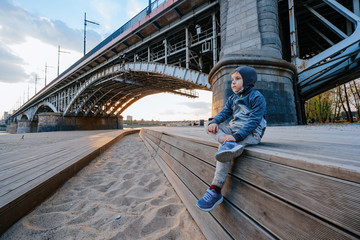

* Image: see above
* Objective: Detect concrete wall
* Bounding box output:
[210,0,298,125]
[16,120,38,134]
[37,113,123,132]
[7,123,18,134]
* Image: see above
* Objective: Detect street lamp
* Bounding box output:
[57,45,70,76]
[34,74,44,94]
[84,12,99,55]
[44,62,54,86]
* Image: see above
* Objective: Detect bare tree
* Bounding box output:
[344,83,354,123]
[338,86,350,122]
[331,88,341,121]
[349,80,360,118]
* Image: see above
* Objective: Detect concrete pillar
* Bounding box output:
[209,0,298,125]
[16,120,37,133]
[117,115,124,129]
[7,122,18,134]
[38,113,62,132]
[37,112,124,132]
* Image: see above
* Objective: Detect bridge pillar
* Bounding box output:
[7,122,18,134]
[37,113,124,132]
[16,120,37,134]
[209,0,298,125]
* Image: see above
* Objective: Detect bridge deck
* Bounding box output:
[140,125,360,239]
[0,129,139,235]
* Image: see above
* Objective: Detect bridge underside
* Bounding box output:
[279,0,360,100]
[64,63,210,118]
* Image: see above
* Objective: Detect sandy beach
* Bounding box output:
[0,132,205,239]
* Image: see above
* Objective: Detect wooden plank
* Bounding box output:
[0,133,122,194]
[142,137,156,157]
[159,131,360,236]
[230,155,360,236]
[0,146,92,197]
[156,145,274,240]
[158,140,214,184]
[142,136,157,157]
[139,130,156,157]
[148,127,360,183]
[0,147,69,180]
[0,136,100,173]
[142,135,159,153]
[144,130,162,146]
[142,128,163,142]
[222,172,356,239]
[0,130,138,235]
[1,130,136,208]
[1,142,105,204]
[161,134,217,165]
[158,138,356,239]
[153,153,232,240]
[245,146,360,184]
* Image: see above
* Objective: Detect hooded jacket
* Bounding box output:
[210,66,267,142]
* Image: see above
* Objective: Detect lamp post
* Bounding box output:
[57,45,70,76]
[84,12,99,55]
[44,62,54,86]
[34,74,44,94]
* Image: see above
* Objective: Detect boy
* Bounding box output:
[197,66,267,212]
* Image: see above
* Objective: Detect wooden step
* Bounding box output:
[0,129,139,235]
[139,126,360,240]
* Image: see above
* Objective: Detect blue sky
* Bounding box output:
[0,0,212,121]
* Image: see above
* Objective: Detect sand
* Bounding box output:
[0,133,205,240]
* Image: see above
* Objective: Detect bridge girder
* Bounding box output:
[59,62,210,117]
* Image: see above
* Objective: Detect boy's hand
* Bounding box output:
[207,123,218,134]
[222,135,236,142]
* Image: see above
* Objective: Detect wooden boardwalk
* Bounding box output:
[0,129,139,234]
[140,125,360,239]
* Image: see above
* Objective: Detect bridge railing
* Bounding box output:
[56,0,167,81]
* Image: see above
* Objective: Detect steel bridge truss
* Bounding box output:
[11,0,218,122]
[39,62,209,119]
[288,0,360,99]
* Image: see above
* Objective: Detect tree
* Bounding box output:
[349,80,360,118]
[344,83,354,123]
[331,88,341,120]
[338,85,349,121]
[305,92,332,123]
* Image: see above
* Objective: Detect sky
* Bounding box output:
[0,0,212,121]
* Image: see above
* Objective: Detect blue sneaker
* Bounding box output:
[197,189,223,212]
[215,141,244,162]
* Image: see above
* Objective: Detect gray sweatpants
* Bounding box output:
[205,122,261,188]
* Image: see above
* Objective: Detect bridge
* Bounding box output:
[7,0,360,133]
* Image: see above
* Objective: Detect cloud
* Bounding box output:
[180,101,212,110]
[0,0,102,52]
[126,0,144,19]
[159,109,176,115]
[0,44,29,83]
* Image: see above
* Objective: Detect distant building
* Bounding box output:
[126,115,133,121]
[3,112,10,121]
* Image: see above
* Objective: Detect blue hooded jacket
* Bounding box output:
[210,66,267,141]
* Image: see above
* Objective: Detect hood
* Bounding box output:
[234,66,257,88]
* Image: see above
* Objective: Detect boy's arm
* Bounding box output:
[209,95,234,125]
[232,93,266,141]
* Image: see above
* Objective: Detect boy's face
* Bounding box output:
[231,71,243,93]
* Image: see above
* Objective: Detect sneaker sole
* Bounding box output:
[196,196,224,212]
[215,145,244,162]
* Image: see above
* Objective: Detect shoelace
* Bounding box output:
[203,190,214,201]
